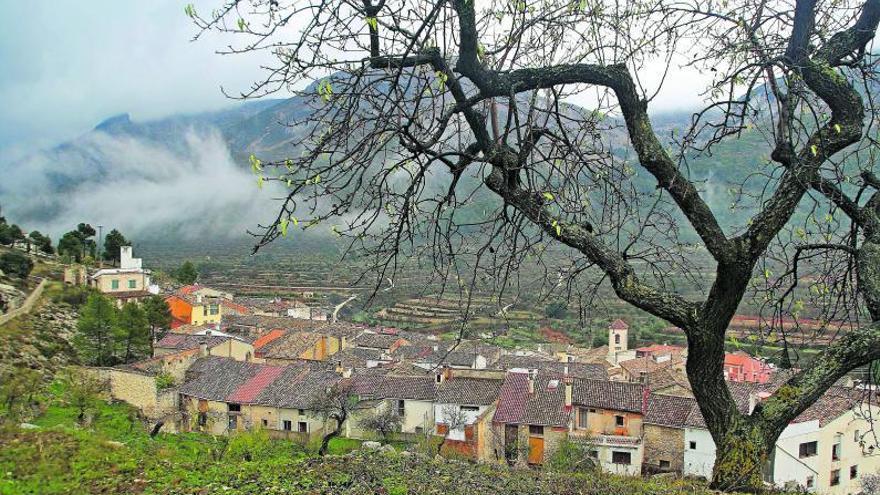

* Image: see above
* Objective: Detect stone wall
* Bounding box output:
[93,367,179,420]
[0,279,47,326]
[643,424,685,474]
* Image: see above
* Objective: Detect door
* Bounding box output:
[528,436,544,465]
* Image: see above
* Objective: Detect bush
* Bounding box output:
[0,251,34,280]
[155,373,175,391]
[49,285,93,308]
[546,438,599,473]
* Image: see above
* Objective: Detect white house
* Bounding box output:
[683,385,880,495]
[434,374,503,441]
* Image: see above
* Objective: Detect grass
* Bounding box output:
[0,379,767,495]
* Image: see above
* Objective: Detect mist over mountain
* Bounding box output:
[0,85,774,244]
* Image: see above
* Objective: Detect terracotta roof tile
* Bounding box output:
[226,366,285,403]
[645,394,697,428]
[493,372,570,428]
[609,319,629,330]
[571,378,646,413]
[436,377,503,405]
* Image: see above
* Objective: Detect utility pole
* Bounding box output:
[97,225,104,267]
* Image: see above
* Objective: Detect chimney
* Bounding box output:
[563,364,569,376]
[642,386,651,415]
[196,294,203,304]
[199,341,208,357]
[527,369,536,394]
[564,377,573,408]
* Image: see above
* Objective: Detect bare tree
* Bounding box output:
[359,404,402,442]
[311,381,357,456]
[193,0,880,490]
[437,405,469,454]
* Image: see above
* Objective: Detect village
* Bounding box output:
[55,244,879,495]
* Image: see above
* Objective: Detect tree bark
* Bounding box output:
[710,419,772,492]
[318,414,345,456]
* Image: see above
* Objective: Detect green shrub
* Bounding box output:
[155,373,175,391]
[0,251,33,280]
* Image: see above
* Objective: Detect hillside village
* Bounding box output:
[9,242,861,495]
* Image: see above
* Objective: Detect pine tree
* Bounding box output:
[75,294,119,366]
[116,302,151,362]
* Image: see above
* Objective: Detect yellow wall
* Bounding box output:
[190,302,222,326]
[92,272,150,293]
[572,407,643,437]
[181,396,328,438]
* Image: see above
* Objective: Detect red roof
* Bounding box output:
[635,344,684,355]
[252,329,286,350]
[609,319,629,330]
[226,366,285,403]
[180,284,200,295]
[223,301,251,316]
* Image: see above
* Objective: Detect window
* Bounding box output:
[228,415,238,430]
[460,405,479,412]
[832,442,841,461]
[111,280,119,289]
[577,407,589,429]
[228,403,241,413]
[799,441,818,458]
[396,400,405,417]
[615,415,625,427]
[588,450,598,459]
[805,476,814,489]
[209,304,219,315]
[297,409,305,415]
[197,412,207,427]
[529,425,544,436]
[689,441,697,450]
[261,419,268,427]
[297,421,307,433]
[282,420,292,431]
[830,469,840,486]
[850,465,858,479]
[614,334,621,344]
[659,460,670,469]
[612,451,632,465]
[128,279,136,289]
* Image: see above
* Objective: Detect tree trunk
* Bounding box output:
[318,417,344,456]
[710,420,772,493]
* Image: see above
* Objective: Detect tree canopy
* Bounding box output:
[57,224,97,263]
[102,229,130,264]
[0,251,34,280]
[194,0,880,489]
[174,261,199,285]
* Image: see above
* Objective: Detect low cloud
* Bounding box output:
[0,129,279,241]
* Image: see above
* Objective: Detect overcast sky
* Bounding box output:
[0,0,712,160]
[0,0,278,158]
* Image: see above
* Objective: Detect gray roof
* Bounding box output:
[353,332,406,349]
[644,394,697,428]
[493,372,570,428]
[373,375,437,401]
[436,377,503,406]
[570,378,646,413]
[178,357,341,410]
[494,355,608,380]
